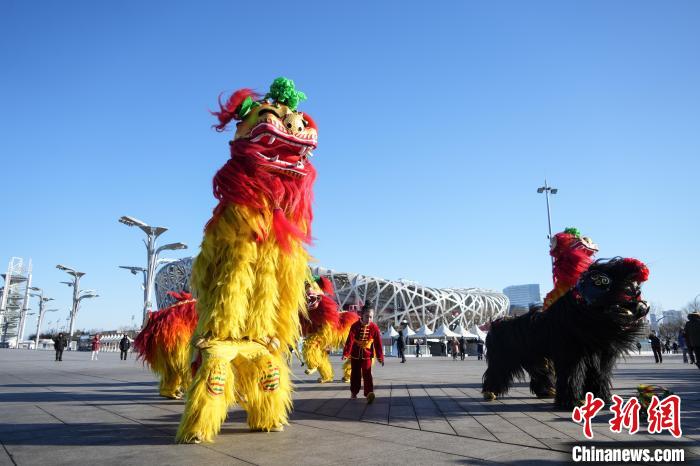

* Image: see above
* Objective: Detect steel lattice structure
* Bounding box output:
[310,267,508,330]
[154,258,508,331]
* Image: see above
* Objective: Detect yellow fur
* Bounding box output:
[176,204,309,443]
[153,343,191,398]
[302,320,353,382]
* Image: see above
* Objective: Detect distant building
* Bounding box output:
[503,284,541,315]
[663,309,684,325]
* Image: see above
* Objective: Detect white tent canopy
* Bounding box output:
[432,323,458,338]
[413,324,434,338]
[470,324,487,341]
[453,324,479,339]
[401,325,416,336]
[382,326,399,339]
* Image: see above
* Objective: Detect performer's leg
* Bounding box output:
[342,358,352,382]
[361,358,374,397]
[233,352,290,431]
[316,352,333,382]
[350,359,361,396]
[176,356,235,443]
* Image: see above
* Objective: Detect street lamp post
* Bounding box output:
[537,180,558,283]
[118,215,187,326]
[29,287,58,350]
[56,265,99,342]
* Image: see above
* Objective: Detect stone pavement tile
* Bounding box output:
[444,417,498,442]
[0,449,13,466]
[362,397,390,424]
[388,404,420,430]
[7,441,246,466]
[292,413,536,461]
[470,414,547,448]
[332,397,366,421]
[314,386,352,418]
[485,445,569,464]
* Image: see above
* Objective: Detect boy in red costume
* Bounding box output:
[342,303,384,403]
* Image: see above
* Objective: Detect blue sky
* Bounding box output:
[2,1,699,331]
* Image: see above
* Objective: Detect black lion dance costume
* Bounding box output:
[482,258,649,408]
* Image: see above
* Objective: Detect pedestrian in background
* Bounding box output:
[459,337,467,361]
[451,337,459,361]
[476,339,484,361]
[636,341,642,355]
[415,339,422,357]
[397,323,407,363]
[90,334,101,361]
[649,333,663,363]
[119,334,131,360]
[678,329,689,363]
[53,332,67,361]
[685,312,700,368]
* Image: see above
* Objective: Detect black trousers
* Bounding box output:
[120,350,128,360]
[397,346,406,362]
[55,349,63,361]
[652,346,663,363]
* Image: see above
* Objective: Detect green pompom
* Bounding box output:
[237,96,259,119]
[265,77,307,110]
[564,227,581,237]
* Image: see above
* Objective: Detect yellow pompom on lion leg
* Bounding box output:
[233,351,291,431]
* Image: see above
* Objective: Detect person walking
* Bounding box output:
[119,334,131,360]
[672,341,678,354]
[685,312,700,368]
[415,338,422,357]
[90,334,102,361]
[451,337,460,361]
[396,324,407,363]
[476,339,484,361]
[342,304,384,403]
[678,330,689,363]
[53,332,67,361]
[459,337,467,361]
[636,341,642,355]
[649,333,663,363]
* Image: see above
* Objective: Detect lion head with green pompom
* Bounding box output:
[212,77,318,178]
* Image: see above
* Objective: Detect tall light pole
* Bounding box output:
[29,287,58,350]
[56,265,99,342]
[118,215,187,326]
[537,180,558,282]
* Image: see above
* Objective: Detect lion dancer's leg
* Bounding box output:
[233,239,306,431]
[303,335,333,382]
[342,358,352,383]
[176,207,259,443]
[233,351,290,431]
[176,342,237,443]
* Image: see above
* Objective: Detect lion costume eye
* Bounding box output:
[591,273,611,287]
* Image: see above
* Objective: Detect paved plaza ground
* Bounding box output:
[0,349,697,465]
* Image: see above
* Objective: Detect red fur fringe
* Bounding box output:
[133,292,198,366]
[623,258,650,282]
[207,139,316,250]
[212,88,260,132]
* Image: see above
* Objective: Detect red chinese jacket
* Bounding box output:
[343,321,384,362]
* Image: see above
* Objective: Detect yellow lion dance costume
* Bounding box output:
[176,78,318,444]
[302,277,359,383]
[133,292,198,399]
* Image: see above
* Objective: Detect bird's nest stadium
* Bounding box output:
[154,258,508,331]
